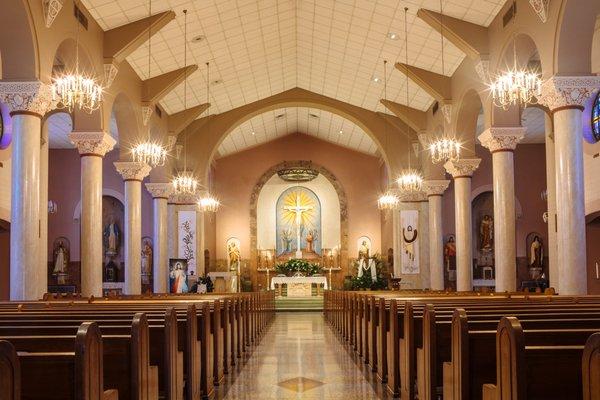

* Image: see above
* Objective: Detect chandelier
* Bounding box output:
[429,137,461,164]
[130,0,167,168]
[377,192,400,210]
[51,2,103,113]
[199,195,220,212]
[172,171,198,195]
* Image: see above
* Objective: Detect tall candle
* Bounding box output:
[596,262,599,280]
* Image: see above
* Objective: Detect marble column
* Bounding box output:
[478,127,524,292]
[0,82,52,300]
[40,122,49,288]
[69,132,116,297]
[145,183,173,293]
[539,76,600,295]
[423,180,450,291]
[115,162,151,295]
[544,113,559,289]
[444,159,481,292]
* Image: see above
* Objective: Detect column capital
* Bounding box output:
[399,191,428,203]
[69,131,116,157]
[168,192,199,205]
[444,158,481,179]
[423,180,450,196]
[0,81,54,116]
[145,182,173,199]
[478,127,525,153]
[538,76,600,111]
[114,161,151,182]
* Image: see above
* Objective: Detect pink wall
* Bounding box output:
[47,149,153,262]
[213,134,383,261]
[442,143,548,258]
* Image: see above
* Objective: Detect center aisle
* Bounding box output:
[217,312,389,400]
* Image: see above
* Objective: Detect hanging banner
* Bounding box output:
[178,210,197,275]
[401,210,419,274]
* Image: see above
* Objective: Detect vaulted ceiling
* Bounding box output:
[77,0,509,155]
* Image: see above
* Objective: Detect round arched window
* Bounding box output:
[593,92,600,142]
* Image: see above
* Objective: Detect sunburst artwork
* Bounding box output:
[276,186,321,259]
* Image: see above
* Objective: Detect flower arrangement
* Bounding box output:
[349,253,388,290]
[275,258,322,277]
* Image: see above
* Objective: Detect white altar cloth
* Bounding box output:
[270,276,328,290]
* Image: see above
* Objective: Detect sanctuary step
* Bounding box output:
[275,296,324,311]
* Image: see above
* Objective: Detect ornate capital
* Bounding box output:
[0,81,54,116]
[398,191,427,203]
[478,127,525,152]
[529,0,549,23]
[69,131,116,157]
[145,182,173,199]
[444,158,481,178]
[168,192,199,205]
[538,76,600,111]
[43,0,64,28]
[423,180,450,196]
[474,56,490,82]
[114,161,151,181]
[104,62,119,87]
[141,104,153,126]
[440,103,452,124]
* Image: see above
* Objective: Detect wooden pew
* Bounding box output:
[583,333,600,400]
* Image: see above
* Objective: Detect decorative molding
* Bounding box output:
[168,192,199,205]
[478,127,525,152]
[398,191,427,202]
[103,62,119,87]
[69,131,116,157]
[141,104,153,126]
[417,132,430,149]
[114,161,151,181]
[166,135,177,151]
[474,57,490,82]
[423,180,450,196]
[175,144,183,160]
[529,0,550,23]
[538,76,600,111]
[440,103,452,124]
[43,0,64,28]
[444,158,481,178]
[412,141,421,158]
[0,81,54,115]
[145,182,174,198]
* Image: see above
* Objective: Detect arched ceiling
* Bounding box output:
[82,0,507,127]
[47,112,119,149]
[215,107,379,158]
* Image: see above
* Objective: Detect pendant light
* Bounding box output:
[377,60,400,211]
[51,0,103,113]
[131,0,167,168]
[428,0,461,164]
[199,62,220,213]
[171,9,198,195]
[397,7,423,193]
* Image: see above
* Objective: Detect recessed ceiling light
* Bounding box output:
[191,35,206,43]
[387,32,399,40]
[339,130,343,134]
[211,79,223,85]
[251,131,255,135]
[372,76,381,83]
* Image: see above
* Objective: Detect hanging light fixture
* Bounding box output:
[198,62,220,213]
[51,1,103,114]
[171,9,199,195]
[397,7,423,193]
[489,2,541,110]
[131,0,167,168]
[377,60,400,211]
[428,0,461,164]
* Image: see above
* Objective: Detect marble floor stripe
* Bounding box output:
[216,312,390,400]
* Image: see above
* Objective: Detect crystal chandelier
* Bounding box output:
[199,195,220,212]
[51,1,103,114]
[131,0,167,168]
[172,171,198,195]
[429,137,461,164]
[378,191,400,210]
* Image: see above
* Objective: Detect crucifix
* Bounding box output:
[283,193,313,259]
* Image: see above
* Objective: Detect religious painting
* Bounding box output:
[52,237,70,285]
[141,237,153,284]
[276,186,322,259]
[178,210,197,275]
[357,236,371,260]
[169,258,189,294]
[444,235,457,290]
[227,237,241,271]
[400,210,419,274]
[526,232,544,280]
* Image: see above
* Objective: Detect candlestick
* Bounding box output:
[596,262,599,280]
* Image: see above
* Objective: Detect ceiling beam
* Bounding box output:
[395,62,452,103]
[377,112,418,140]
[380,99,428,133]
[104,11,176,65]
[142,65,198,104]
[168,103,210,136]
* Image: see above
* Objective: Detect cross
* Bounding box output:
[283,193,313,257]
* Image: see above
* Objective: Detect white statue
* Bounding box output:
[103,218,120,256]
[53,242,67,274]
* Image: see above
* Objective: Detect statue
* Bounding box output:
[359,240,370,260]
[103,218,120,256]
[281,229,293,254]
[480,215,494,252]
[53,239,69,284]
[141,239,153,284]
[305,229,318,253]
[529,236,543,268]
[227,240,241,269]
[444,236,457,283]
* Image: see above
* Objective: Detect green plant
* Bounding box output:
[349,254,388,290]
[275,258,322,276]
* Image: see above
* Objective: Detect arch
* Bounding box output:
[249,160,349,267]
[0,0,38,79]
[454,88,485,154]
[110,92,140,154]
[72,188,124,222]
[471,184,523,219]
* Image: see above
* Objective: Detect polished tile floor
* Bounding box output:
[216,312,390,400]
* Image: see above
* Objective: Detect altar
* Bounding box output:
[270,276,328,297]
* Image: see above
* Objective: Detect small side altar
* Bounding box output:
[270,276,328,297]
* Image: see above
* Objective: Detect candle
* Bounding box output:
[596,262,599,280]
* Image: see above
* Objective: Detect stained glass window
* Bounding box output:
[593,92,600,142]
